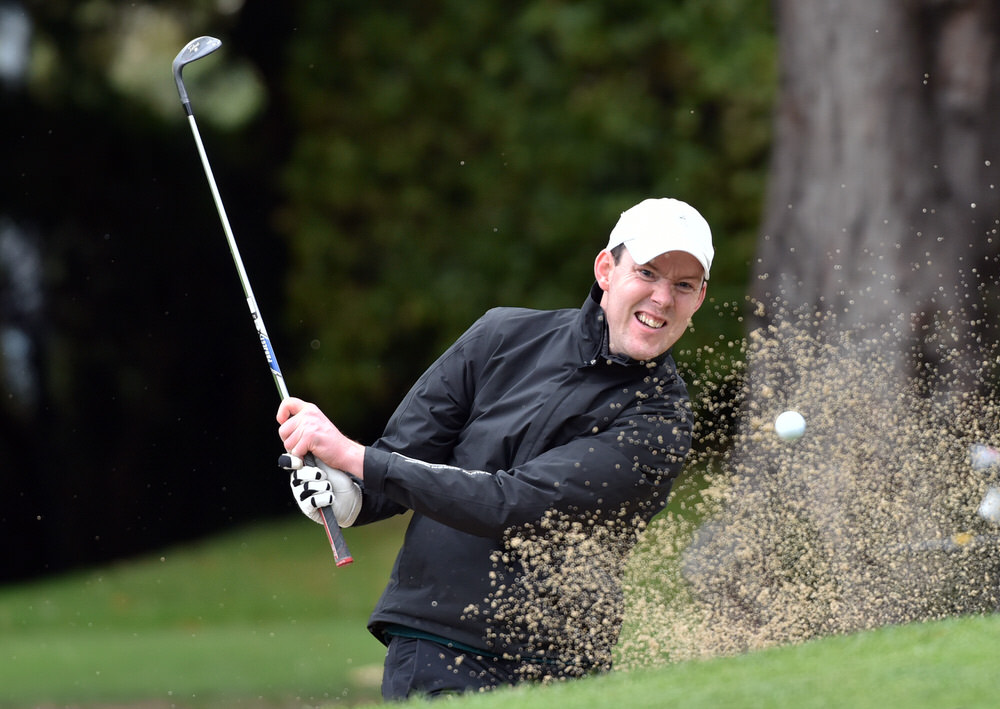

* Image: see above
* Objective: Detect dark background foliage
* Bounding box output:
[0,0,773,581]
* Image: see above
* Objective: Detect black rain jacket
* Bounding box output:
[357,283,694,661]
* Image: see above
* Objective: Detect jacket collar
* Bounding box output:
[580,282,674,369]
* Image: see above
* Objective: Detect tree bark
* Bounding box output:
[682,0,1000,651]
[754,0,1000,386]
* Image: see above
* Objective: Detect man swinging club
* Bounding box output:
[277,197,713,699]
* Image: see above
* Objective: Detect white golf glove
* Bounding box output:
[288,459,362,528]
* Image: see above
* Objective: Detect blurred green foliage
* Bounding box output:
[0,0,772,577]
[278,0,775,435]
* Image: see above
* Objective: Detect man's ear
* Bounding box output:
[594,250,614,291]
[693,281,707,312]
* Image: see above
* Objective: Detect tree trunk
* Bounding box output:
[682,0,1000,653]
[755,0,1000,385]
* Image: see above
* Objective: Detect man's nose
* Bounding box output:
[650,279,675,306]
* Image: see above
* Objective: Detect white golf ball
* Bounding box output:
[978,486,1000,524]
[774,410,806,441]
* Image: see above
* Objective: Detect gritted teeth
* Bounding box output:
[636,312,665,329]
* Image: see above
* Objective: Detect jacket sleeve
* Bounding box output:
[361,392,691,538]
[350,313,489,526]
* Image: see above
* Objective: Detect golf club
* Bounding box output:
[172,36,353,567]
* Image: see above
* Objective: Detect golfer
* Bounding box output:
[277,197,712,699]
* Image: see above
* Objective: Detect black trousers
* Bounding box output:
[380,636,523,700]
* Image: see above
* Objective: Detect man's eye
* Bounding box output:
[675,282,696,293]
[637,269,655,280]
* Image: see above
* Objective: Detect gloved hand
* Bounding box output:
[289,460,362,528]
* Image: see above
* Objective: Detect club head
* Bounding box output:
[173,36,222,72]
[172,36,222,114]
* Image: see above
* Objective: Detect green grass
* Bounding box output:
[453,615,1000,708]
[2,510,1000,708]
[0,516,407,707]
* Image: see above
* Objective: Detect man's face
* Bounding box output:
[594,248,707,361]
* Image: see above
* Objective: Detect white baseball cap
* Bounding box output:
[605,198,714,279]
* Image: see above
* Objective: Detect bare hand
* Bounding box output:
[276,397,366,479]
